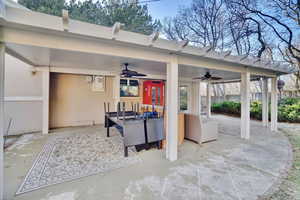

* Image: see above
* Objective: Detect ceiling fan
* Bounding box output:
[193,71,222,81]
[120,63,147,78]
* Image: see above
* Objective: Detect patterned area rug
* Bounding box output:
[16,130,140,195]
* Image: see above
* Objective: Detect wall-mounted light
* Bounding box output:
[85,75,93,83]
[92,75,105,92]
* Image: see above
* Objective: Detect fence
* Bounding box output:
[205,90,300,105]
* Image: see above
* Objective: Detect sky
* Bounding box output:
[146,0,192,20]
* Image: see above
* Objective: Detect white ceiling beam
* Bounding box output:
[62,9,69,32]
[179,56,245,73]
[276,62,289,71]
[203,46,213,53]
[179,56,277,77]
[6,47,37,68]
[111,22,124,40]
[211,77,261,84]
[261,60,275,71]
[241,58,254,65]
[239,54,248,61]
[2,27,170,63]
[177,40,189,52]
[197,46,213,56]
[35,65,169,80]
[273,62,281,69]
[35,66,117,76]
[263,60,271,66]
[252,57,261,64]
[282,64,296,72]
[148,31,159,47]
[218,50,231,58]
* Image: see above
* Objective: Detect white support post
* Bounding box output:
[240,72,250,139]
[113,75,120,111]
[42,68,50,134]
[198,82,202,115]
[0,43,5,200]
[166,55,178,161]
[271,77,278,131]
[262,78,269,127]
[206,82,211,118]
[190,81,200,115]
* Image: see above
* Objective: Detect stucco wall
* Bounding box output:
[4,54,43,135]
[49,73,114,128]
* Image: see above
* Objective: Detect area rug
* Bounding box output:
[16,129,140,195]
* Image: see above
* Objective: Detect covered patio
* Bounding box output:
[4,115,292,200]
[0,1,296,199]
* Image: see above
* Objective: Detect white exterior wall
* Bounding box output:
[4,54,43,135]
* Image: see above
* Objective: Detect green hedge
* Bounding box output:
[212,98,300,123]
[278,98,300,122]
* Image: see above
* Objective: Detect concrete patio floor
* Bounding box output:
[4,115,293,200]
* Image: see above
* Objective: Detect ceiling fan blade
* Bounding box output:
[121,70,135,76]
[121,63,147,77]
[121,74,132,78]
[192,77,208,80]
[210,76,222,80]
[134,73,147,77]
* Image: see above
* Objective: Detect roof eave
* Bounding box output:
[1,5,294,75]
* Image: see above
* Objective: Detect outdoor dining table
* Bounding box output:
[105,111,138,137]
[104,111,164,156]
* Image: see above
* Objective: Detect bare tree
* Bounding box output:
[278,42,300,88]
[163,0,260,97]
[228,15,253,55]
[163,0,262,55]
[164,0,300,91]
[163,0,231,50]
[225,0,300,90]
[226,0,300,62]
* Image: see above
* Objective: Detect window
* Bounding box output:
[157,87,161,105]
[152,86,156,104]
[120,79,139,97]
[179,86,188,111]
